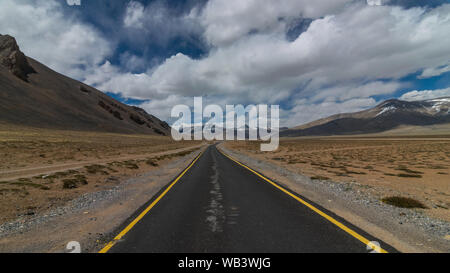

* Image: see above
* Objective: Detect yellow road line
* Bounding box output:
[218,149,389,253]
[99,151,204,253]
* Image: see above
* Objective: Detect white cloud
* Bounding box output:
[88,2,450,125]
[2,0,449,126]
[122,3,450,101]
[399,88,450,101]
[138,95,195,122]
[119,52,150,72]
[200,0,353,46]
[124,1,145,28]
[309,81,404,103]
[418,64,450,79]
[66,0,81,6]
[367,0,383,6]
[122,0,202,46]
[0,0,111,80]
[84,61,163,99]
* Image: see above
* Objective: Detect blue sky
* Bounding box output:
[1,0,449,126]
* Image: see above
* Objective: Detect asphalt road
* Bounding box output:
[105,145,395,253]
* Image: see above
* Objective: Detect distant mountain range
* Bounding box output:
[282,98,450,137]
[0,34,170,135]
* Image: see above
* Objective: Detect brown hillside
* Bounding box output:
[0,34,170,135]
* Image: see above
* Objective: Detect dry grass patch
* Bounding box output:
[310,175,330,181]
[0,125,204,223]
[397,173,422,178]
[145,159,159,167]
[0,125,201,173]
[62,175,88,189]
[225,136,450,221]
[382,196,427,209]
[85,164,110,175]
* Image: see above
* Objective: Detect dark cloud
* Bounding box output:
[386,0,447,8]
[286,18,313,42]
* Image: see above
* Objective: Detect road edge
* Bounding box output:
[218,143,447,253]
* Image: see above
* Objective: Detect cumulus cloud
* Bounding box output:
[122,0,202,46]
[2,0,449,126]
[66,0,81,6]
[117,3,449,98]
[138,95,195,122]
[124,1,145,28]
[0,0,111,80]
[309,81,404,103]
[418,64,450,79]
[200,0,353,46]
[86,2,450,125]
[119,52,150,72]
[367,0,383,6]
[399,88,450,101]
[84,61,164,99]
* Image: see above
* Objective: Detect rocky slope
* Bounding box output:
[0,34,170,135]
[0,35,35,82]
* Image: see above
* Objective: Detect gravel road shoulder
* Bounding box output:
[0,148,204,253]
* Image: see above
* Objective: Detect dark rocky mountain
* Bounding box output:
[0,34,170,135]
[282,98,450,137]
[0,35,36,82]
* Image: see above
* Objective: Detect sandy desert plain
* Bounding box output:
[1,122,449,252]
[0,124,203,224]
[225,135,450,223]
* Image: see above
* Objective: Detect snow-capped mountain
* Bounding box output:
[282,97,450,137]
[375,98,450,117]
